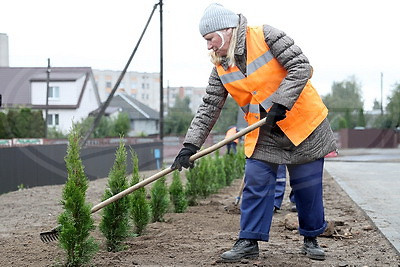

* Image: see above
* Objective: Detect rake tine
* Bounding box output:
[40,227,60,243]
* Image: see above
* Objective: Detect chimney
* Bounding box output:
[0,33,9,67]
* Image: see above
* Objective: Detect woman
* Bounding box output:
[172,3,337,262]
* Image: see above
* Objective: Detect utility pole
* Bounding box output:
[159,0,164,140]
[380,72,383,115]
[80,3,159,147]
[45,58,51,138]
[167,80,170,112]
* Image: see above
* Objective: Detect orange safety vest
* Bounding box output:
[225,127,239,144]
[216,26,328,157]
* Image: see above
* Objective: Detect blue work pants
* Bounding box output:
[239,158,327,241]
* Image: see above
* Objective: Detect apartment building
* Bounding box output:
[93,69,160,111]
[93,69,206,113]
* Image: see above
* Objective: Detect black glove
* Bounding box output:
[171,143,199,171]
[264,103,287,131]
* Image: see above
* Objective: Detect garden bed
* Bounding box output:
[0,169,399,266]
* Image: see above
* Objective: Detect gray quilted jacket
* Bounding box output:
[184,14,337,164]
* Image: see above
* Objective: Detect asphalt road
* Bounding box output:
[324,148,400,255]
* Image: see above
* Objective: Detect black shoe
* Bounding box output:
[302,236,325,260]
[221,239,259,262]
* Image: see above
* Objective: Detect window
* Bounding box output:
[47,114,59,126]
[49,86,59,99]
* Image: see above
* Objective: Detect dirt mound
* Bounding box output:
[0,170,399,266]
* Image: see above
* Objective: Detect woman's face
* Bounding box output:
[203,28,232,57]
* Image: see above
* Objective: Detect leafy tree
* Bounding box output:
[356,108,366,128]
[47,127,67,138]
[1,108,44,138]
[322,76,364,130]
[100,138,130,252]
[344,109,354,129]
[94,116,112,137]
[169,171,188,213]
[58,126,98,266]
[213,96,239,134]
[150,176,170,222]
[112,112,130,136]
[372,99,382,110]
[337,116,348,130]
[129,149,150,235]
[383,83,400,128]
[74,112,131,138]
[164,96,194,135]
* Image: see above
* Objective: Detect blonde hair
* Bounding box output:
[209,27,238,67]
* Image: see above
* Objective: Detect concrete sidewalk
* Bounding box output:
[324,148,400,255]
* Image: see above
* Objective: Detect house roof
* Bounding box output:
[0,67,98,108]
[30,72,85,81]
[92,93,159,120]
[111,93,159,120]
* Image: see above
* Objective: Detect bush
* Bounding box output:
[0,108,45,138]
[58,127,98,266]
[112,112,130,136]
[169,171,188,213]
[184,146,246,205]
[0,112,11,138]
[213,150,227,188]
[150,176,170,222]
[223,153,236,186]
[73,112,130,138]
[185,167,199,206]
[129,149,150,235]
[99,138,130,252]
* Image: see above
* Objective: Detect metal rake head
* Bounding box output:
[40,227,60,243]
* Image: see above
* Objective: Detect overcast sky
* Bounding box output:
[1,0,399,110]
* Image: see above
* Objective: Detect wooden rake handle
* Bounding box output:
[91,117,267,213]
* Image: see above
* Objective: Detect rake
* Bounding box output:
[234,175,246,206]
[40,117,268,243]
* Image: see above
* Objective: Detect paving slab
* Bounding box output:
[324,148,400,254]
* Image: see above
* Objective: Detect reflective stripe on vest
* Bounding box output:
[217,25,328,157]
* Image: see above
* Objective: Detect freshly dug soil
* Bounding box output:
[0,169,399,266]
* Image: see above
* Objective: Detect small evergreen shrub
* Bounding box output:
[129,149,150,235]
[169,171,188,213]
[213,150,227,188]
[185,167,199,206]
[183,146,246,206]
[58,127,98,266]
[235,145,246,177]
[198,155,215,197]
[223,153,236,185]
[100,138,130,252]
[150,176,170,222]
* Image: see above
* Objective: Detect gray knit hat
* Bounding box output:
[199,3,239,36]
